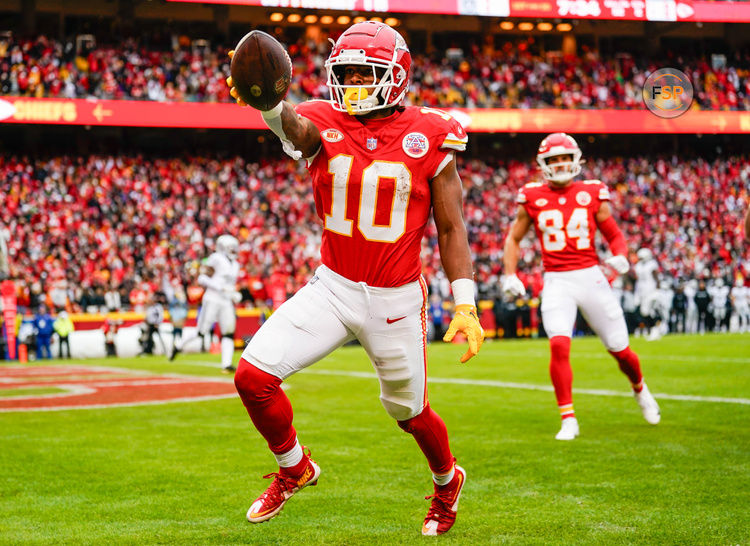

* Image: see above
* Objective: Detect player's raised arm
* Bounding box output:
[225,36,321,159]
[431,156,484,363]
[595,201,630,274]
[502,206,531,297]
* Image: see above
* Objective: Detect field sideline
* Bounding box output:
[1,333,748,544]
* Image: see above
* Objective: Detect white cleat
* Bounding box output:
[555,417,579,440]
[635,383,661,425]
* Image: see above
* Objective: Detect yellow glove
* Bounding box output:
[443,304,485,363]
[225,50,248,106]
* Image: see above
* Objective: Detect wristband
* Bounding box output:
[451,278,476,307]
[261,103,302,160]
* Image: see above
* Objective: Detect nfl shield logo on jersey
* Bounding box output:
[367,137,378,151]
[402,132,429,158]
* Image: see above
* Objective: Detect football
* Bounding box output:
[230,30,292,111]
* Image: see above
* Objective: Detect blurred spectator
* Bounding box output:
[53,310,74,358]
[671,283,689,333]
[0,316,6,360]
[103,318,118,357]
[17,313,35,360]
[104,283,122,312]
[48,278,69,312]
[163,276,188,358]
[0,152,747,321]
[3,34,750,110]
[694,280,712,334]
[140,294,165,355]
[33,305,54,359]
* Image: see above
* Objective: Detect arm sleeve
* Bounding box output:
[598,215,627,256]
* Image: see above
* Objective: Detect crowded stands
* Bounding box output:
[2,34,750,110]
[2,152,747,316]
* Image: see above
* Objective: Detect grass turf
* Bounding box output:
[1,333,748,545]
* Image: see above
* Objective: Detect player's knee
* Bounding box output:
[234,358,281,404]
[604,335,629,354]
[382,394,420,421]
[377,365,421,420]
[222,332,235,339]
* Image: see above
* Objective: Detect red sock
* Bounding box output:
[549,336,574,410]
[234,358,297,455]
[279,454,309,478]
[398,404,454,475]
[609,347,644,390]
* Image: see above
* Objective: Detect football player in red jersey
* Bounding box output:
[502,133,660,440]
[226,22,483,535]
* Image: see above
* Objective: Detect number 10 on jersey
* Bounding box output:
[325,154,413,244]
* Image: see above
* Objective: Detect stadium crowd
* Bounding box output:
[1,152,747,326]
[2,34,750,110]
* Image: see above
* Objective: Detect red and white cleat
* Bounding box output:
[246,451,321,523]
[421,465,466,536]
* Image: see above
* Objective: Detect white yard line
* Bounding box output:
[303,369,750,405]
[476,349,750,365]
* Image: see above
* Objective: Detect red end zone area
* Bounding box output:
[0,365,238,412]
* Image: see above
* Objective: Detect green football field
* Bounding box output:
[1,333,749,545]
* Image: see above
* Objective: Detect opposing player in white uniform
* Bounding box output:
[503,133,660,440]
[634,248,662,339]
[171,234,242,373]
[730,278,750,332]
[710,278,731,332]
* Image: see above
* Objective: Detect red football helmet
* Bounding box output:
[325,21,411,115]
[536,133,583,184]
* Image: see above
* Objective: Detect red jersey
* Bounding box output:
[296,101,467,287]
[518,179,611,272]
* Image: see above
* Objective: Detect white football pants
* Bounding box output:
[541,265,629,352]
[196,296,237,335]
[241,265,429,421]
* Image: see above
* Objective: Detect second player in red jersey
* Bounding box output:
[503,133,661,441]
[518,178,612,272]
[226,21,484,535]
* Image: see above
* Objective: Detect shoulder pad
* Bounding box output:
[583,179,603,185]
[524,182,545,189]
[416,107,468,152]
